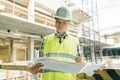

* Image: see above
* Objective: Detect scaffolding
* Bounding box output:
[80,0,102,63]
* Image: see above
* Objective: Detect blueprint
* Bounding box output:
[35,57,107,75]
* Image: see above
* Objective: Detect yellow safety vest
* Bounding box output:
[42,34,78,80]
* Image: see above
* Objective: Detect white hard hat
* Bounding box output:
[54,6,72,20]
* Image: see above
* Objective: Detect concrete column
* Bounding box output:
[9,39,14,62]
[13,48,16,62]
[28,37,34,61]
[28,0,35,22]
[28,38,38,80]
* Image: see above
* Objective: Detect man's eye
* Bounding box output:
[63,22,65,24]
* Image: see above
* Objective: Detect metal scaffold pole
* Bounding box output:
[80,0,101,63]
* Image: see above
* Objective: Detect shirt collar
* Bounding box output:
[55,32,68,39]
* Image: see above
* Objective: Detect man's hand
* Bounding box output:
[75,56,86,64]
[29,63,43,74]
[94,65,107,74]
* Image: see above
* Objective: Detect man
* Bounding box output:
[29,6,86,80]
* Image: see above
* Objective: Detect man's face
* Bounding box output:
[55,18,69,34]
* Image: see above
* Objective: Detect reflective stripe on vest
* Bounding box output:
[44,52,76,60]
[43,69,61,73]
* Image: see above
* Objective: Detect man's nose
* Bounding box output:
[59,23,63,26]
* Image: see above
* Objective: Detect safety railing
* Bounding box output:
[0,69,33,80]
[0,61,42,80]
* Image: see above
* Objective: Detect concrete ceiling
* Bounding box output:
[0,13,55,37]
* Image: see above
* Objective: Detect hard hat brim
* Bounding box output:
[54,16,71,21]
